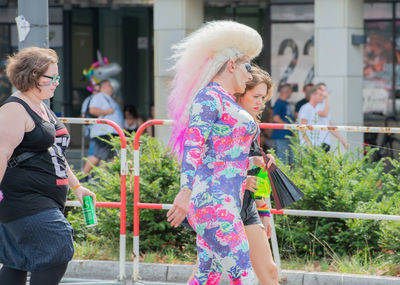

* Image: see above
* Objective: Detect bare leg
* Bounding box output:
[245,224,279,285]
[82,156,100,174]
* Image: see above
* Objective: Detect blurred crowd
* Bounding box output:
[260,82,348,164]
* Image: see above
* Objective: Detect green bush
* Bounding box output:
[67,132,399,263]
[67,133,196,258]
[273,136,399,259]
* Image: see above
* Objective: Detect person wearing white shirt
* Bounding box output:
[316,83,348,150]
[80,84,100,158]
[298,87,326,148]
[82,79,124,174]
[299,85,348,152]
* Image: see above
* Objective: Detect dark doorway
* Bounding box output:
[122,17,139,107]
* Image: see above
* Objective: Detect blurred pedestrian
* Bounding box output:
[123,104,144,133]
[298,85,347,151]
[81,84,100,118]
[315,82,330,118]
[82,79,123,174]
[294,83,313,119]
[0,47,96,285]
[80,84,100,158]
[298,87,326,148]
[272,83,294,164]
[315,83,347,150]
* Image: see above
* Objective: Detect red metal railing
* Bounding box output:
[61,117,127,280]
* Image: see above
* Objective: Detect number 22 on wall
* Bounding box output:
[277,37,314,92]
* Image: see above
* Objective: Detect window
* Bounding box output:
[271,4,314,21]
[395,2,400,18]
[364,3,392,20]
[363,21,394,115]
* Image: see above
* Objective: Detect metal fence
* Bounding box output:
[63,118,400,282]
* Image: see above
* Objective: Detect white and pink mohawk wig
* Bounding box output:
[167,20,263,160]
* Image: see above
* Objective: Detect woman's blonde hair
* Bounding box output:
[6,47,58,92]
[236,64,274,121]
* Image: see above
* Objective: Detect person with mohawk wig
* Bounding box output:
[166,20,264,284]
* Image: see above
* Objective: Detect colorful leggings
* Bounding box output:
[188,202,254,284]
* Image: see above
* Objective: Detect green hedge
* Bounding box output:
[67,133,196,258]
[274,137,400,260]
[67,133,399,261]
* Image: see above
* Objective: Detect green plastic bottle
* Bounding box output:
[251,167,272,199]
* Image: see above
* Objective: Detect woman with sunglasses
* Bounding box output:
[0,47,96,285]
[167,21,264,284]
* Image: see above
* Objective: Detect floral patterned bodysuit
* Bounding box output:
[181,82,258,284]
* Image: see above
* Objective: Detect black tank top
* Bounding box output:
[0,97,71,223]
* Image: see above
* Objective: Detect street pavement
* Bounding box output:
[64,260,400,285]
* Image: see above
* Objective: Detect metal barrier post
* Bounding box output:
[132,120,172,282]
[266,197,282,278]
[80,126,86,170]
[61,118,127,281]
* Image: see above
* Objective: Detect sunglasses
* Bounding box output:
[243,63,252,73]
[42,75,61,85]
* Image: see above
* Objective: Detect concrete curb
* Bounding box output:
[65,260,400,285]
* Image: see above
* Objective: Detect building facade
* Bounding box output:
[0,0,399,142]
